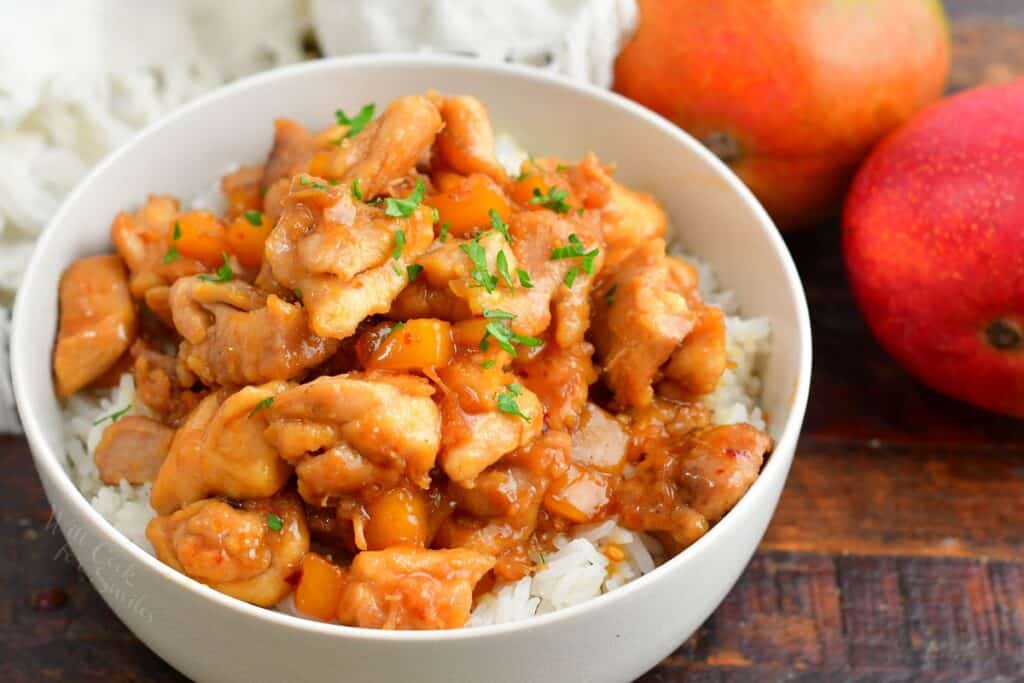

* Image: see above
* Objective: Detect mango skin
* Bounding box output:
[613,0,950,230]
[843,79,1024,418]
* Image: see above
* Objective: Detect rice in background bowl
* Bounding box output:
[12,55,810,683]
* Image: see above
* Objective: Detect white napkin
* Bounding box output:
[312,0,636,88]
[0,0,637,432]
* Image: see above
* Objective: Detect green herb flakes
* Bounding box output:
[497,384,531,422]
[266,513,284,532]
[384,177,425,218]
[93,404,131,426]
[248,397,274,417]
[334,103,375,138]
[530,186,571,213]
[198,253,234,283]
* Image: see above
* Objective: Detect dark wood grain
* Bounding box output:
[3,5,1024,683]
[650,553,1024,683]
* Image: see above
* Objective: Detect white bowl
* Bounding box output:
[12,55,811,683]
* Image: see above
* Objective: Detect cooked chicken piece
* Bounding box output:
[262,372,442,504]
[151,383,293,515]
[435,463,547,580]
[617,424,771,546]
[169,276,337,386]
[623,397,712,462]
[598,172,668,268]
[93,416,174,485]
[544,461,616,525]
[386,278,474,321]
[53,255,137,397]
[523,212,600,344]
[147,490,309,607]
[261,175,435,339]
[663,305,728,397]
[221,164,264,219]
[682,424,772,522]
[142,285,174,328]
[570,403,629,472]
[324,95,443,198]
[430,93,507,182]
[502,428,573,481]
[436,353,543,487]
[262,177,291,226]
[111,195,207,298]
[131,340,202,425]
[408,211,604,348]
[261,119,318,190]
[566,152,613,210]
[514,340,596,431]
[336,547,494,629]
[665,253,702,307]
[591,240,695,408]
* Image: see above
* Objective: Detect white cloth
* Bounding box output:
[0,0,637,432]
[312,0,636,88]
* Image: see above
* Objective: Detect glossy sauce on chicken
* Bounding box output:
[53,92,772,630]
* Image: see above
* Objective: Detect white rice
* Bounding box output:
[56,146,772,626]
[61,373,156,551]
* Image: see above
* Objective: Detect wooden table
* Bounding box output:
[3,5,1022,682]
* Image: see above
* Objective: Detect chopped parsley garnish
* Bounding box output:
[243,210,263,227]
[604,283,618,305]
[388,321,406,336]
[483,308,516,320]
[406,264,423,282]
[198,253,234,283]
[383,177,425,218]
[248,396,274,417]
[489,209,512,244]
[551,233,599,275]
[334,103,375,138]
[495,250,514,287]
[351,178,363,201]
[550,233,586,260]
[555,164,569,172]
[299,176,329,191]
[431,207,440,224]
[496,383,531,422]
[392,230,406,260]
[293,288,303,300]
[480,321,541,357]
[563,267,579,288]
[438,222,450,243]
[516,268,534,289]
[93,404,131,426]
[530,186,571,213]
[480,359,497,369]
[539,552,547,565]
[163,221,182,264]
[391,262,403,277]
[459,240,497,293]
[328,179,341,186]
[577,207,585,216]
[265,513,284,532]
